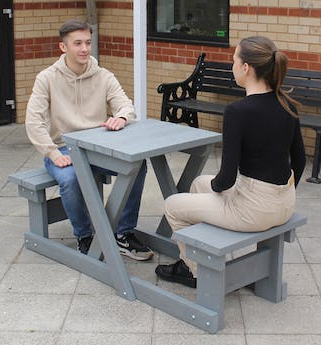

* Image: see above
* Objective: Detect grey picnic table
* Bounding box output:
[18,118,307,333]
[56,119,221,328]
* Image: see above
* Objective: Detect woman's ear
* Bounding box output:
[59,41,67,53]
[243,62,249,73]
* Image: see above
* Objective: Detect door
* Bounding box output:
[0,0,15,125]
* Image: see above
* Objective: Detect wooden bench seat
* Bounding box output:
[8,167,111,238]
[158,53,321,183]
[172,213,307,332]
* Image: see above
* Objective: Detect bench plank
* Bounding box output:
[8,168,56,190]
[172,213,307,256]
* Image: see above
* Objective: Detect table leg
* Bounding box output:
[69,144,140,300]
[150,144,212,237]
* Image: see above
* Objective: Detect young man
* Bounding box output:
[25,19,153,261]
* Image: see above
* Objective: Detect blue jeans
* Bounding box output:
[44,146,147,239]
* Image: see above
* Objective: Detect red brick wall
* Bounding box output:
[13,0,321,155]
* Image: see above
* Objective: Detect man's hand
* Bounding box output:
[53,155,72,168]
[101,117,126,131]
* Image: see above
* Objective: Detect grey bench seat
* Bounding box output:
[8,167,111,238]
[172,213,307,331]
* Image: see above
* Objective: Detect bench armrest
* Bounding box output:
[157,53,205,96]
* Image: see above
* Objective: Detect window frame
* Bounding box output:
[147,0,230,47]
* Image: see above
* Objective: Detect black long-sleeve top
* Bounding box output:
[211,91,306,192]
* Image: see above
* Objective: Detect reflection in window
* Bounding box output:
[148,0,229,46]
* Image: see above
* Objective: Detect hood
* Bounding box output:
[52,54,101,110]
[53,54,100,81]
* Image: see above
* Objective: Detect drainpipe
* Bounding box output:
[86,0,99,61]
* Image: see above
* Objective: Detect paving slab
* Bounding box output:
[0,331,59,345]
[283,239,306,263]
[295,198,321,223]
[296,221,321,238]
[0,216,28,239]
[15,246,58,264]
[0,238,24,264]
[241,295,321,334]
[125,260,158,284]
[0,196,28,217]
[298,237,321,263]
[63,294,154,333]
[46,220,74,239]
[310,264,321,293]
[57,332,152,345]
[0,263,9,281]
[246,335,321,345]
[0,263,80,294]
[75,274,116,296]
[283,263,319,295]
[152,334,246,345]
[0,293,72,331]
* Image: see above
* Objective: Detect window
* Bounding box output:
[148,0,229,46]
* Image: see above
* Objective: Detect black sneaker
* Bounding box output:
[155,259,197,288]
[116,232,154,261]
[77,235,93,255]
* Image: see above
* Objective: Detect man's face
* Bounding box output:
[59,29,92,68]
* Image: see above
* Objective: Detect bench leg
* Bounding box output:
[196,257,226,330]
[255,234,286,302]
[182,110,199,128]
[306,131,321,183]
[28,199,49,238]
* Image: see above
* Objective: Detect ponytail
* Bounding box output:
[269,51,300,117]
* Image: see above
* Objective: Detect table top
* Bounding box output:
[63,119,222,162]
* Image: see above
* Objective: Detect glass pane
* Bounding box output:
[154,0,228,40]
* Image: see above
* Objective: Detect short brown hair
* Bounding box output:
[59,19,92,40]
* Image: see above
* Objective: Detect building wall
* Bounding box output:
[14,0,321,155]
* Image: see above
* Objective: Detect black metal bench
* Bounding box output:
[8,167,111,238]
[157,53,321,183]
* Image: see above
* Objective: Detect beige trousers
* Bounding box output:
[164,173,295,277]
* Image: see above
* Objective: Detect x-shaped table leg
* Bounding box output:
[69,144,143,300]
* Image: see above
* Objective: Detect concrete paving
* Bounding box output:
[0,123,320,345]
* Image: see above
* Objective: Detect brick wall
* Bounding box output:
[13,0,321,155]
[13,0,87,123]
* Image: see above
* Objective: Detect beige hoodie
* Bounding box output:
[25,54,136,162]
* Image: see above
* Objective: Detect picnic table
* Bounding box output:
[62,119,221,328]
[12,118,306,333]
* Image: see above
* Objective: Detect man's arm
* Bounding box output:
[25,74,62,163]
[103,73,136,127]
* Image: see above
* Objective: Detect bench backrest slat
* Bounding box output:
[283,77,321,89]
[191,54,321,109]
[287,68,321,79]
[194,60,243,97]
[200,85,245,97]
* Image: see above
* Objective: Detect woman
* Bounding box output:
[155,36,306,288]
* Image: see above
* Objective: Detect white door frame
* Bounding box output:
[133,0,147,120]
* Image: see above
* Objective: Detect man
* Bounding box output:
[25,19,153,261]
